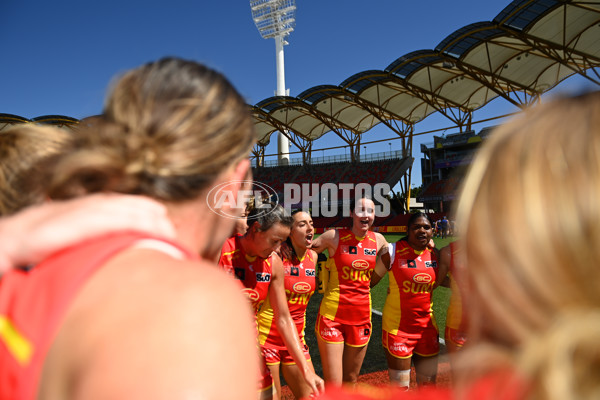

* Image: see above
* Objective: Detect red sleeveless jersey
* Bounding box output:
[0,231,194,400]
[257,250,317,349]
[319,229,378,324]
[382,240,438,335]
[218,235,274,316]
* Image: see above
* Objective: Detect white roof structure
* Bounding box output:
[251,0,600,158]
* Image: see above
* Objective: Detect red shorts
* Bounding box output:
[259,352,273,392]
[315,313,371,347]
[445,326,468,348]
[382,326,439,358]
[261,343,311,365]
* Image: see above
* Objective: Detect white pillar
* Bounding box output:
[275,35,290,166]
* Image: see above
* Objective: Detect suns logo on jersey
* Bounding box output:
[293,282,312,293]
[305,269,316,277]
[352,259,370,270]
[242,288,260,301]
[425,261,437,268]
[413,273,433,283]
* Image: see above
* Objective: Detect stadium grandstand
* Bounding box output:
[3,0,599,232]
[417,126,496,213]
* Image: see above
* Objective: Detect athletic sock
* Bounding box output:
[388,368,411,390]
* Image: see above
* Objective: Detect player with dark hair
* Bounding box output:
[219,204,324,400]
[257,210,319,399]
[371,212,440,389]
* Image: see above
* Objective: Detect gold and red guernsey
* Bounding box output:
[319,229,378,325]
[219,235,273,316]
[383,240,439,335]
[257,251,317,348]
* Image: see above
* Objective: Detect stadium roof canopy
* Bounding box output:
[250,0,600,148]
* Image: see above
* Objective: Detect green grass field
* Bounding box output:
[301,234,457,377]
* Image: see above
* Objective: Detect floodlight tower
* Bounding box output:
[250,0,296,166]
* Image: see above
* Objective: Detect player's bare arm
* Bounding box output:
[269,254,325,396]
[310,228,338,256]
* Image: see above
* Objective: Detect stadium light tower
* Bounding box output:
[250,0,296,166]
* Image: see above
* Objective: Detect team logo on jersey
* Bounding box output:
[424,261,437,268]
[234,268,245,280]
[242,288,260,301]
[291,266,299,276]
[255,273,271,282]
[293,282,312,294]
[413,273,433,283]
[349,246,358,254]
[352,259,369,270]
[305,269,316,277]
[364,248,376,256]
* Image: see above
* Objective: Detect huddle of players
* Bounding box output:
[217,197,465,399]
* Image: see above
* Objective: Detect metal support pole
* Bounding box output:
[275,35,290,166]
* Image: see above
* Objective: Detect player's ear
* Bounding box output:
[231,159,251,188]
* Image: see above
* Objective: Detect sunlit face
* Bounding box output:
[234,211,249,236]
[290,212,314,249]
[352,198,375,232]
[251,221,291,259]
[407,216,433,250]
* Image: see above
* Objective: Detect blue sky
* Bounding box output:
[0,1,594,187]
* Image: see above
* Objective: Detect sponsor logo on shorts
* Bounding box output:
[390,342,408,353]
[242,288,260,301]
[321,328,337,339]
[262,348,278,358]
[413,273,433,284]
[352,259,370,270]
[255,273,271,283]
[293,282,312,293]
[364,248,376,256]
[305,269,316,277]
